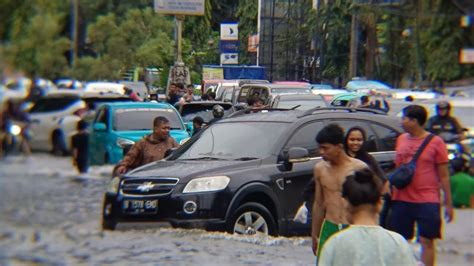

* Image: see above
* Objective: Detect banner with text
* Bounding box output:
[154,0,205,16]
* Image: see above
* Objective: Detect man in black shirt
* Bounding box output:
[72,120,89,174]
[426,101,465,140]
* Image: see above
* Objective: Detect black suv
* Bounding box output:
[102,108,402,236]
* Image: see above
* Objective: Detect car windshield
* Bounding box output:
[113,108,183,131]
[276,99,327,110]
[29,97,80,113]
[173,122,286,160]
[271,87,311,94]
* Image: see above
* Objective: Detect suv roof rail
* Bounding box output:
[228,107,293,118]
[299,106,387,118]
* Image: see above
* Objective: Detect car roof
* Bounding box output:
[223,108,398,125]
[45,90,128,99]
[275,94,325,100]
[180,101,233,107]
[242,84,310,89]
[103,102,174,109]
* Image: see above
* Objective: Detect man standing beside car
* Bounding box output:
[389,105,453,266]
[114,116,178,175]
[311,124,367,260]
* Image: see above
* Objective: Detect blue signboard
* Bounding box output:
[219,41,240,53]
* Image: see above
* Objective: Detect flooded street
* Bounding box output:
[0,154,473,265]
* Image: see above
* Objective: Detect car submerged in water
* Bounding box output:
[102,107,402,236]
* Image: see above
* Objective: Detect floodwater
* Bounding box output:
[0,154,472,265]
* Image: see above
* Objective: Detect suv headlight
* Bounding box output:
[183,176,230,193]
[116,138,135,148]
[107,176,121,194]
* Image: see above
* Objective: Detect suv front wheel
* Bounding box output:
[228,202,276,236]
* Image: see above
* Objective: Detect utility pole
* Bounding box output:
[349,8,358,79]
[72,0,79,68]
[175,15,184,63]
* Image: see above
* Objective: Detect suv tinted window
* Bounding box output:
[29,97,79,113]
[329,120,378,152]
[284,121,325,157]
[371,123,399,151]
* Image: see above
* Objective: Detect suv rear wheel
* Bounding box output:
[228,202,276,236]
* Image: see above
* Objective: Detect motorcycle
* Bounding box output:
[439,132,472,174]
[2,120,28,156]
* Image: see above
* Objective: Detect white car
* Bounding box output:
[29,91,86,154]
[28,91,130,155]
[84,82,125,95]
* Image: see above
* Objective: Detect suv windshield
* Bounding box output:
[113,108,183,131]
[173,122,287,160]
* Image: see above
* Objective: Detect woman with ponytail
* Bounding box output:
[318,168,417,266]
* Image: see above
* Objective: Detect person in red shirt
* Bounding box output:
[389,104,454,266]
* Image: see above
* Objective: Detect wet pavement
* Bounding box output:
[0,154,473,265]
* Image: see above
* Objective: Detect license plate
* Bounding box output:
[123,199,158,214]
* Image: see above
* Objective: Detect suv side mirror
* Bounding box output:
[93,123,106,131]
[288,147,310,163]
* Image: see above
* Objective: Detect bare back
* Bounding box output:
[315,157,367,224]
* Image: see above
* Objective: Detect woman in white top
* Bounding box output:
[319,168,417,266]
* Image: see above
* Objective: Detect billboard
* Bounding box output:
[154,0,205,16]
[220,53,239,65]
[219,41,240,53]
[220,23,239,41]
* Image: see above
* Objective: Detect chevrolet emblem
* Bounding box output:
[137,182,155,192]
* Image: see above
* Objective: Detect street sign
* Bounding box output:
[248,34,259,53]
[220,23,239,41]
[154,0,205,16]
[220,53,239,65]
[460,48,474,64]
[219,41,240,53]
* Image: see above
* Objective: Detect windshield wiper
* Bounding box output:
[180,156,227,161]
[233,157,259,161]
[290,105,301,110]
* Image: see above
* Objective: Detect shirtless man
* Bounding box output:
[311,123,368,259]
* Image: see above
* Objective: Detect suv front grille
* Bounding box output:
[120,178,179,196]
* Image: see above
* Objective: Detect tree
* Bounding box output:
[236,0,258,65]
[0,0,70,79]
[70,7,175,80]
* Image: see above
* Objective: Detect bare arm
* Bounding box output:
[438,163,453,222]
[116,141,143,174]
[312,165,325,255]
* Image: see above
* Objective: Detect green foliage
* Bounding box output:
[236,0,258,64]
[73,7,175,80]
[421,0,463,82]
[308,1,352,80]
[1,0,70,79]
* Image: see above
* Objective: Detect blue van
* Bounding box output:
[89,102,190,165]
